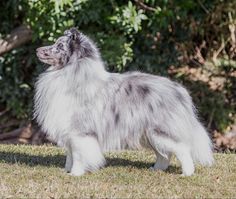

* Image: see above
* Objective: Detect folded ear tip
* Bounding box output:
[70,27,78,31]
[64,30,69,36]
[64,27,79,37]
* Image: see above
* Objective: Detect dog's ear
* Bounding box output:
[64,28,81,54]
[64,28,80,41]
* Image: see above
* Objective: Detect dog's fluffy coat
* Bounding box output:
[34,28,214,176]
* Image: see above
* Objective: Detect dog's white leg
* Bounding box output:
[65,146,73,173]
[146,130,171,171]
[70,150,86,176]
[150,152,171,171]
[147,129,195,176]
[70,135,105,176]
[175,145,194,176]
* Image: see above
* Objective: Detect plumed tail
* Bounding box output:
[191,121,214,166]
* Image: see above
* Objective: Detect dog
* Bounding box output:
[34,28,214,176]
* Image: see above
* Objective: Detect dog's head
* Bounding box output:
[36,28,98,69]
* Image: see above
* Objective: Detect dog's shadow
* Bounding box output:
[0,151,181,174]
[106,157,181,174]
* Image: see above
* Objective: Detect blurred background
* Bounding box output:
[0,0,235,151]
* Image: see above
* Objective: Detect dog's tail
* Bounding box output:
[190,120,214,166]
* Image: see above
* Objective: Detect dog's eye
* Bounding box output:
[57,43,64,50]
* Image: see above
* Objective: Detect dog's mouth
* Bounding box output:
[37,56,54,65]
[36,49,55,65]
[37,54,53,62]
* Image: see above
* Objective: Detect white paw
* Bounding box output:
[70,167,86,176]
[181,167,194,176]
[70,170,85,176]
[149,166,155,171]
[149,165,169,171]
[181,172,194,177]
[65,167,71,173]
[151,161,169,171]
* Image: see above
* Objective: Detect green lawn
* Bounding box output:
[0,144,235,198]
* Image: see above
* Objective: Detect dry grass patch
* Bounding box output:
[0,144,235,198]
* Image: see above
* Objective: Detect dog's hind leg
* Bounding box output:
[174,144,195,176]
[150,151,171,171]
[146,128,194,176]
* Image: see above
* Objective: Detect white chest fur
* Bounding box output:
[34,59,109,146]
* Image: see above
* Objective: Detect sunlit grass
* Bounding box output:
[0,144,235,198]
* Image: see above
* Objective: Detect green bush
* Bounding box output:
[0,0,235,132]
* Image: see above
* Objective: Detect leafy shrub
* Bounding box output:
[0,0,235,132]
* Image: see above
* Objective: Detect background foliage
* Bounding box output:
[0,0,235,134]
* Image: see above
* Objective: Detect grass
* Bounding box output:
[0,144,235,198]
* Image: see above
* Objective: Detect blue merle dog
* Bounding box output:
[34,28,214,176]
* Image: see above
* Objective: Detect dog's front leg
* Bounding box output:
[69,134,105,176]
[65,147,73,173]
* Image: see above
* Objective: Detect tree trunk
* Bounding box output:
[0,25,32,55]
